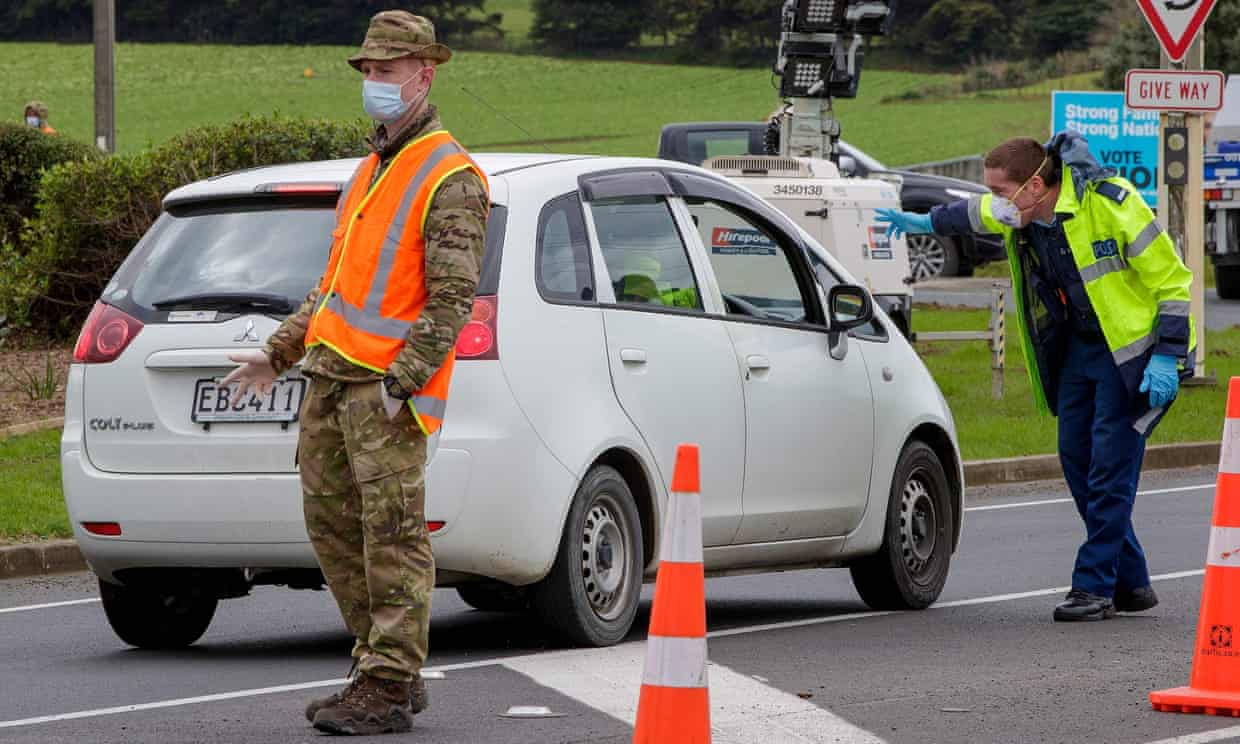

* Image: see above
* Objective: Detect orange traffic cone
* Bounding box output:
[1151,377,1240,716]
[633,444,710,744]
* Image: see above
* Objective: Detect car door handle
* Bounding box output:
[620,348,647,364]
[746,355,771,371]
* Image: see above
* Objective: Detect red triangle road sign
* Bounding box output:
[1136,0,1218,62]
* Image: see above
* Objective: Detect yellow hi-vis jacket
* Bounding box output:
[936,167,1194,435]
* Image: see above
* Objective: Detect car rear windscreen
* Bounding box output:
[111,200,336,318]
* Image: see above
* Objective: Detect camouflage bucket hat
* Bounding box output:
[348,11,452,70]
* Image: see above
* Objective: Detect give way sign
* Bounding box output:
[1136,0,1218,62]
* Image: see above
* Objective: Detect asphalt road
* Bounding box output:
[2,465,1239,743]
[916,277,1240,331]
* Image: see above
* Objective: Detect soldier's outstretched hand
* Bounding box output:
[222,349,277,405]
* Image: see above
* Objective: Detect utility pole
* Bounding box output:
[1156,35,1209,381]
[93,0,116,153]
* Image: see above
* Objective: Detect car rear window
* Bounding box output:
[106,197,508,322]
[106,199,336,321]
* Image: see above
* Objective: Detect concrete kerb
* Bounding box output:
[0,429,1222,581]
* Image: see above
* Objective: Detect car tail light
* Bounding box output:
[82,522,122,536]
[455,295,498,360]
[427,521,445,533]
[73,302,143,363]
[1207,189,1223,201]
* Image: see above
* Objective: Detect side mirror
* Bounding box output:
[827,284,873,332]
[838,155,858,176]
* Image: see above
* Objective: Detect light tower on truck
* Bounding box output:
[771,0,895,162]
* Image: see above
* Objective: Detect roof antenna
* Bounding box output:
[460,86,535,141]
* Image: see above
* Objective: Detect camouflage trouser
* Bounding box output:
[299,376,433,683]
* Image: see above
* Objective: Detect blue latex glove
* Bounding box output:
[1139,353,1180,408]
[875,208,933,239]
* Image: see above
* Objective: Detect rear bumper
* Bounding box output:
[63,364,578,587]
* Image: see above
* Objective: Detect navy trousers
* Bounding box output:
[1056,335,1151,597]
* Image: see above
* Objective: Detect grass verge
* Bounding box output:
[0,429,69,540]
[914,306,1236,460]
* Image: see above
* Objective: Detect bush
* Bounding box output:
[0,113,372,337]
[0,124,98,251]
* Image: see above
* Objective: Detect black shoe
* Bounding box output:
[1114,585,1158,613]
[1053,589,1116,622]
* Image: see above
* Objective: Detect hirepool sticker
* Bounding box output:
[711,227,776,256]
[868,226,893,260]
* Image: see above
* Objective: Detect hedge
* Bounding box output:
[0,113,372,337]
[0,124,98,252]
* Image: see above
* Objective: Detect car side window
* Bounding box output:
[684,198,809,324]
[536,193,594,303]
[590,196,703,312]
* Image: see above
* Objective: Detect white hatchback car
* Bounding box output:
[63,153,963,649]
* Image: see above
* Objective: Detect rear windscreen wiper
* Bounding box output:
[152,292,296,314]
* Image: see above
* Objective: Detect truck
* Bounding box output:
[1207,75,1240,299]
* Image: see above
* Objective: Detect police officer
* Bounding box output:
[23,101,56,135]
[878,131,1194,622]
[223,11,488,734]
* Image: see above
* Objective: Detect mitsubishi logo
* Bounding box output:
[233,319,260,344]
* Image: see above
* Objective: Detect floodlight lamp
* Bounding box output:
[846,1,893,36]
[779,52,862,99]
[792,0,848,33]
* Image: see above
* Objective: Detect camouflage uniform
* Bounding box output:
[265,104,487,683]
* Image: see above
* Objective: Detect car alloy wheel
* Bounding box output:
[907,233,947,282]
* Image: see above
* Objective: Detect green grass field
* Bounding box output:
[0,42,1095,164]
[0,429,69,540]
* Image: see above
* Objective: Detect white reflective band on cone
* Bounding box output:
[1206,526,1240,568]
[1222,420,1240,475]
[641,635,708,689]
[658,491,703,564]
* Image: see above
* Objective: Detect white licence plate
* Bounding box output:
[192,377,307,424]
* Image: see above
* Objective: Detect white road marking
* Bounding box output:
[0,598,99,615]
[966,483,1214,513]
[1145,725,1240,744]
[0,568,1208,731]
[503,646,886,744]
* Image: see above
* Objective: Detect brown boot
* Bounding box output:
[312,673,414,735]
[305,673,428,723]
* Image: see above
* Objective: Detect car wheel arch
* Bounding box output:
[905,423,963,551]
[581,447,659,573]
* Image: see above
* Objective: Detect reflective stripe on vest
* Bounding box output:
[1078,255,1127,283]
[305,130,488,435]
[1125,220,1162,259]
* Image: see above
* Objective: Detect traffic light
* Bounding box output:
[1164,125,1189,186]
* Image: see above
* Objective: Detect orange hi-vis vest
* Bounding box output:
[305,130,488,435]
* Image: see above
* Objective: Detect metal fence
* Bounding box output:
[898,154,985,184]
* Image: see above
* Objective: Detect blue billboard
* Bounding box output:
[1051,91,1160,206]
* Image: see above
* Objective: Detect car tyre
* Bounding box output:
[1217,265,1240,300]
[99,579,217,649]
[456,581,530,613]
[531,465,643,647]
[907,232,960,282]
[849,441,953,610]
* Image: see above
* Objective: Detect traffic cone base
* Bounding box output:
[635,686,710,741]
[1150,687,1240,716]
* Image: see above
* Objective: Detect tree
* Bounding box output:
[1027,1,1108,56]
[530,0,651,52]
[915,0,1008,66]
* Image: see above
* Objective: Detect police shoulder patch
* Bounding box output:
[1095,181,1129,205]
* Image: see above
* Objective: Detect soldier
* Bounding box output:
[222,11,488,736]
[23,101,56,135]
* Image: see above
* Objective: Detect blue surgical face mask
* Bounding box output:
[362,71,423,124]
[25,116,40,128]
